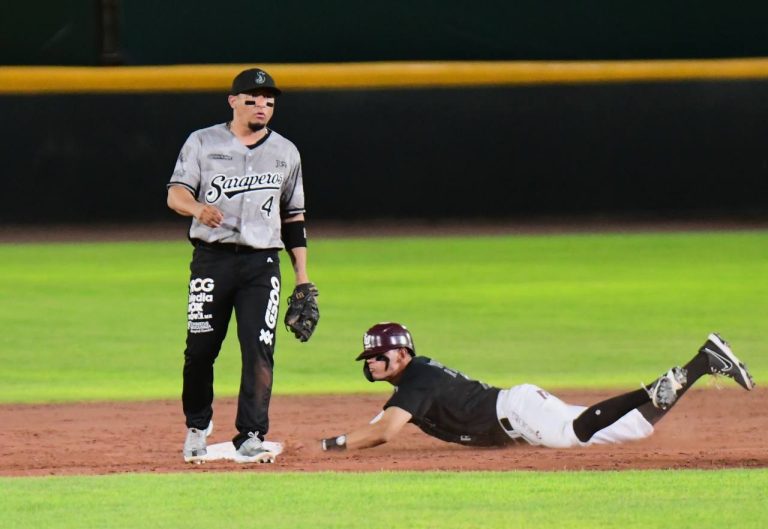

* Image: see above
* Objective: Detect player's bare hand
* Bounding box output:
[195,204,224,228]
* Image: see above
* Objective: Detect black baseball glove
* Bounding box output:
[284,282,319,342]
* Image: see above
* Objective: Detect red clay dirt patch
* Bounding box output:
[2,389,765,476]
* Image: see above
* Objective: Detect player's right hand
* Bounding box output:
[195,204,224,228]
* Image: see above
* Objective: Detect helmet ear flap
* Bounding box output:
[363,362,374,382]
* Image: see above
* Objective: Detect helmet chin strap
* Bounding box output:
[362,355,391,382]
[363,363,374,382]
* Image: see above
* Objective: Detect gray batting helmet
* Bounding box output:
[356,322,415,361]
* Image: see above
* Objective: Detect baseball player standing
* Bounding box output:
[167,68,320,464]
[320,323,754,452]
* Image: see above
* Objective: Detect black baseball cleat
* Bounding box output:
[699,333,755,391]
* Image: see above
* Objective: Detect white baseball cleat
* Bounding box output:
[234,432,277,464]
[644,367,687,410]
[183,420,213,463]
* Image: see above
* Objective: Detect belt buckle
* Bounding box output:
[499,416,524,441]
[500,417,515,432]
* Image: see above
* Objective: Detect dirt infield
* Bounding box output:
[2,388,765,476]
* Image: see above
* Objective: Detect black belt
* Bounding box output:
[192,239,274,254]
[497,417,526,445]
[499,417,513,431]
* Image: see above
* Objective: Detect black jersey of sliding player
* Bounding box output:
[384,356,510,446]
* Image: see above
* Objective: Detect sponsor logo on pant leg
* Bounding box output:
[259,276,280,345]
[188,278,215,334]
[509,411,543,443]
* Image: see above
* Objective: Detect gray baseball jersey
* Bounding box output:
[168,124,305,249]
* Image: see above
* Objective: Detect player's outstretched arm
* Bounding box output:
[167,185,223,228]
[321,406,412,451]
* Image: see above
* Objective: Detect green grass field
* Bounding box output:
[1,231,766,402]
[1,230,766,528]
[1,470,767,529]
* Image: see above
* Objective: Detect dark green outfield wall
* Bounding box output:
[3,81,767,223]
[4,1,768,65]
[0,3,100,65]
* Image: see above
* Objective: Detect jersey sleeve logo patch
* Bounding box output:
[205,173,284,202]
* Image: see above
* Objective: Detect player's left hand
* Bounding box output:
[285,283,319,342]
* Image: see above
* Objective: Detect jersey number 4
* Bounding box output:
[261,196,274,217]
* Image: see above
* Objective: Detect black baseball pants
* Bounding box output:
[182,243,281,449]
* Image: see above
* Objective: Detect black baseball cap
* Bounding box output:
[230,68,282,96]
